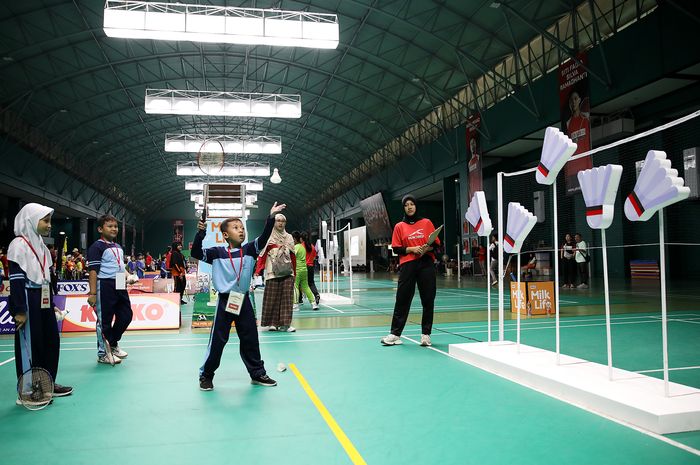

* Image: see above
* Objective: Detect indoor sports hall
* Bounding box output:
[1,2,700,465]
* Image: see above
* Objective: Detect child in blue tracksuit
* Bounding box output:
[192,202,286,391]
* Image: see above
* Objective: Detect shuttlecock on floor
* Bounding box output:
[277,363,287,372]
[624,150,690,222]
[465,191,493,237]
[503,202,537,254]
[578,164,623,229]
[536,127,577,185]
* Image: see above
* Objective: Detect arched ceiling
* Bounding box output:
[0,0,581,218]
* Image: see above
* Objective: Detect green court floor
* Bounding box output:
[1,273,699,465]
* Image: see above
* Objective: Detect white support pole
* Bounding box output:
[517,252,522,353]
[659,209,670,397]
[602,228,613,381]
[487,242,491,343]
[553,180,561,365]
[349,252,353,302]
[497,172,505,341]
[456,244,461,281]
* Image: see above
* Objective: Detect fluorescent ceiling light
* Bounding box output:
[145,89,301,118]
[165,134,281,154]
[177,162,270,177]
[104,1,339,49]
[207,209,250,218]
[185,180,263,192]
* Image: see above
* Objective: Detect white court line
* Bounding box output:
[399,336,700,457]
[0,357,15,366]
[636,365,700,374]
[319,304,345,313]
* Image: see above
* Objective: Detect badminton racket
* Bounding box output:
[16,327,54,410]
[197,139,225,176]
[102,334,116,367]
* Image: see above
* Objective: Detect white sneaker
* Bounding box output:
[259,326,276,332]
[98,353,122,364]
[577,283,589,289]
[420,334,432,347]
[381,334,402,346]
[292,304,300,311]
[112,344,128,358]
[286,326,296,333]
[312,303,319,310]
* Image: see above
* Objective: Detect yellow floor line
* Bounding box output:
[289,363,367,465]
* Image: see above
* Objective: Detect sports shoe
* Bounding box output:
[577,283,589,289]
[286,326,296,333]
[292,304,300,311]
[251,374,277,387]
[420,334,432,347]
[112,344,128,358]
[381,334,403,346]
[98,353,122,364]
[199,376,213,391]
[260,326,277,332]
[312,303,319,310]
[16,397,53,407]
[315,294,320,305]
[53,384,73,397]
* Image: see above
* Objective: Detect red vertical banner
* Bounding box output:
[559,52,592,194]
[173,219,184,245]
[466,114,483,201]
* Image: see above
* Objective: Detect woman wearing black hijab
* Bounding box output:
[170,242,187,304]
[381,194,441,347]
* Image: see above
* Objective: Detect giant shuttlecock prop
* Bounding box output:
[624,150,690,222]
[578,164,623,230]
[536,127,577,185]
[465,191,492,237]
[503,203,537,254]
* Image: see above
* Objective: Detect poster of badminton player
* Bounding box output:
[172,219,184,244]
[559,52,592,194]
[466,114,483,200]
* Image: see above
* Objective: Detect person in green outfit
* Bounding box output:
[292,231,318,311]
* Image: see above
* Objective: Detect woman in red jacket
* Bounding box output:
[381,194,441,347]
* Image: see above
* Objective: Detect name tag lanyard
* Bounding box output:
[100,239,123,270]
[19,236,47,282]
[227,247,244,285]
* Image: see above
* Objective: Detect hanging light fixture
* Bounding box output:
[185,180,264,191]
[165,134,282,154]
[104,1,339,49]
[270,168,282,184]
[177,162,270,177]
[145,89,301,118]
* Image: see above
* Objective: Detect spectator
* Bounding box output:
[488,234,499,286]
[561,233,576,288]
[574,233,589,289]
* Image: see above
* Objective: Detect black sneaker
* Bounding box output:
[53,384,73,397]
[199,376,213,391]
[251,374,277,387]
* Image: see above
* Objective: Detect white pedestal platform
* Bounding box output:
[319,293,354,305]
[449,341,700,434]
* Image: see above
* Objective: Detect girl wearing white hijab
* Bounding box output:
[8,203,73,400]
[255,213,297,332]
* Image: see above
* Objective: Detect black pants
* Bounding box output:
[390,257,436,336]
[307,265,320,298]
[562,258,576,286]
[200,292,266,380]
[14,288,60,382]
[577,261,588,285]
[174,275,186,301]
[96,279,133,355]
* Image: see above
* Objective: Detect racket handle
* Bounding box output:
[201,208,206,222]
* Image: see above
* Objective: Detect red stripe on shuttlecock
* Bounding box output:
[537,163,549,177]
[586,206,604,216]
[504,234,515,247]
[627,191,644,216]
[475,218,483,231]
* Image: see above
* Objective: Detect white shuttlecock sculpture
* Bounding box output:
[536,127,578,185]
[465,191,493,237]
[624,150,690,222]
[578,164,623,230]
[503,202,537,254]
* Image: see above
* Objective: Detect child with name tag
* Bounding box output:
[192,202,286,391]
[8,203,73,403]
[87,215,136,365]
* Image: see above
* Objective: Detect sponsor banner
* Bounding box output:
[510,281,555,315]
[152,274,199,295]
[57,280,90,295]
[0,296,14,334]
[466,114,483,202]
[144,271,160,278]
[128,279,154,293]
[173,219,184,245]
[61,293,181,332]
[559,52,592,194]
